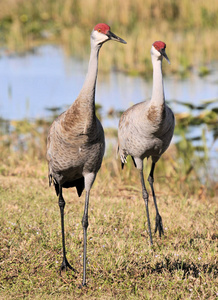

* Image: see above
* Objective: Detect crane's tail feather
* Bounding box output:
[75,177,85,197]
[54,182,59,196]
[62,177,85,197]
[131,156,137,168]
[49,174,52,186]
[117,144,128,169]
[49,173,84,197]
[49,174,60,196]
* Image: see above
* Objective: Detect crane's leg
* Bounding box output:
[140,169,153,246]
[147,162,164,238]
[82,191,90,286]
[58,186,74,272]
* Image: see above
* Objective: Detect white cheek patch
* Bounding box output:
[92,30,108,44]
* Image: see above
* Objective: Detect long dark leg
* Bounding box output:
[82,191,90,286]
[58,185,74,271]
[147,162,164,238]
[140,169,153,246]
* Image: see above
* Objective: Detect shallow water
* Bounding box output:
[0,45,217,120]
[0,45,217,178]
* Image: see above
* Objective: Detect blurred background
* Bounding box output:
[0,0,217,195]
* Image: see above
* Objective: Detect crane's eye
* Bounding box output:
[98,28,101,32]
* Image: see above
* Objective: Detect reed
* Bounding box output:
[0,0,217,76]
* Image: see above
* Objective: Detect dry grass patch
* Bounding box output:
[0,158,217,299]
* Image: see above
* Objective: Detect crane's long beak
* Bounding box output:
[161,49,170,64]
[107,31,127,44]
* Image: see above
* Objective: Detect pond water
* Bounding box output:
[0,45,217,178]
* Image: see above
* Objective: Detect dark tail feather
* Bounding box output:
[131,156,137,168]
[121,162,124,169]
[54,183,59,196]
[62,177,85,197]
[75,177,85,197]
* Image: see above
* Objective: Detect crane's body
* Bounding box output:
[118,41,175,245]
[47,23,126,286]
[47,101,104,196]
[118,100,174,167]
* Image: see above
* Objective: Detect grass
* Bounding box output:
[0,0,218,76]
[0,145,217,299]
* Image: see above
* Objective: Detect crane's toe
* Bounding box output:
[154,213,164,238]
[60,258,77,274]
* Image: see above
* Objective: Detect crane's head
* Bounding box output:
[151,41,170,64]
[91,23,127,46]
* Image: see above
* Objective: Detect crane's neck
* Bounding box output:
[151,56,165,106]
[77,43,101,109]
[64,41,102,134]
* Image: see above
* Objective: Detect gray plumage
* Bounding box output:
[118,41,175,245]
[46,23,126,286]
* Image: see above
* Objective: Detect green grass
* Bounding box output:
[0,154,217,299]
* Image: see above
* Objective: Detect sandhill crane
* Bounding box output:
[46,23,126,286]
[117,41,175,246]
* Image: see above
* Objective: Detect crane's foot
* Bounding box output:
[154,213,164,238]
[82,281,87,287]
[78,282,88,289]
[60,258,77,274]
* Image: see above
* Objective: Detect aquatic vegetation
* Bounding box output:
[198,66,211,77]
[0,97,217,197]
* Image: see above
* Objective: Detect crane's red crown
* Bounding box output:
[153,41,166,51]
[94,23,110,34]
